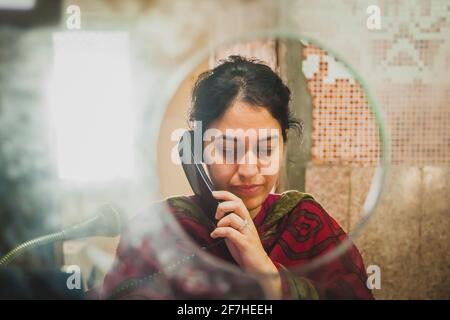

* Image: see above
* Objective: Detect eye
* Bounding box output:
[216,143,236,161]
[257,144,272,155]
[220,139,239,155]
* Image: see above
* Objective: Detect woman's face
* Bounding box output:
[205,100,285,217]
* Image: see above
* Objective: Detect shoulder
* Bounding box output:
[120,195,217,242]
[115,195,212,257]
[265,192,350,265]
[263,190,315,226]
[115,196,197,244]
[271,190,315,213]
[265,190,345,239]
[282,192,347,246]
[164,195,214,227]
[164,195,200,214]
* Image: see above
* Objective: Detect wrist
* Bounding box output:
[257,255,282,299]
[260,271,282,300]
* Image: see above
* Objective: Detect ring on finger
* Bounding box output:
[238,218,249,231]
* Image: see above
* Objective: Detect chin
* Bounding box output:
[242,194,265,211]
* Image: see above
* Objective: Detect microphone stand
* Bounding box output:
[0,204,122,266]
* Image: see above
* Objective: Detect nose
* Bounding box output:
[236,146,259,179]
[237,163,258,178]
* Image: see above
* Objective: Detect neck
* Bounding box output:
[248,205,262,220]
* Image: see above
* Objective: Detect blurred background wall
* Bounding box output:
[0,0,448,299]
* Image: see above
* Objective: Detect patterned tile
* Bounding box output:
[305,165,350,232]
[349,166,376,232]
[354,166,422,299]
[420,166,450,299]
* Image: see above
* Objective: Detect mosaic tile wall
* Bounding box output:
[295,1,450,167]
[366,0,450,166]
[303,44,381,165]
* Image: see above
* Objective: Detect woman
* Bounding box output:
[100,56,374,300]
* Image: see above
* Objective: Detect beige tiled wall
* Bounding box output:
[420,167,450,299]
[305,165,450,299]
[305,165,351,231]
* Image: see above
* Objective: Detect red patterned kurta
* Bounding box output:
[100,191,374,300]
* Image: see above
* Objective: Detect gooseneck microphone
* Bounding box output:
[0,204,122,266]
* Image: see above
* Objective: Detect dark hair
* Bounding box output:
[189,55,302,142]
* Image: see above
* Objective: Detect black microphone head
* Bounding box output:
[63,204,123,240]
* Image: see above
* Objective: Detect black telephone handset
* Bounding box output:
[178,130,220,221]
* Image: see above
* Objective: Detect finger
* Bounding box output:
[212,190,241,203]
[216,213,246,231]
[210,227,246,247]
[215,200,248,220]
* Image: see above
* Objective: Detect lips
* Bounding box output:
[231,184,263,196]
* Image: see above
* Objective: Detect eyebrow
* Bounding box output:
[217,134,279,142]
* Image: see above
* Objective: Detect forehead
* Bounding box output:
[208,100,281,131]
